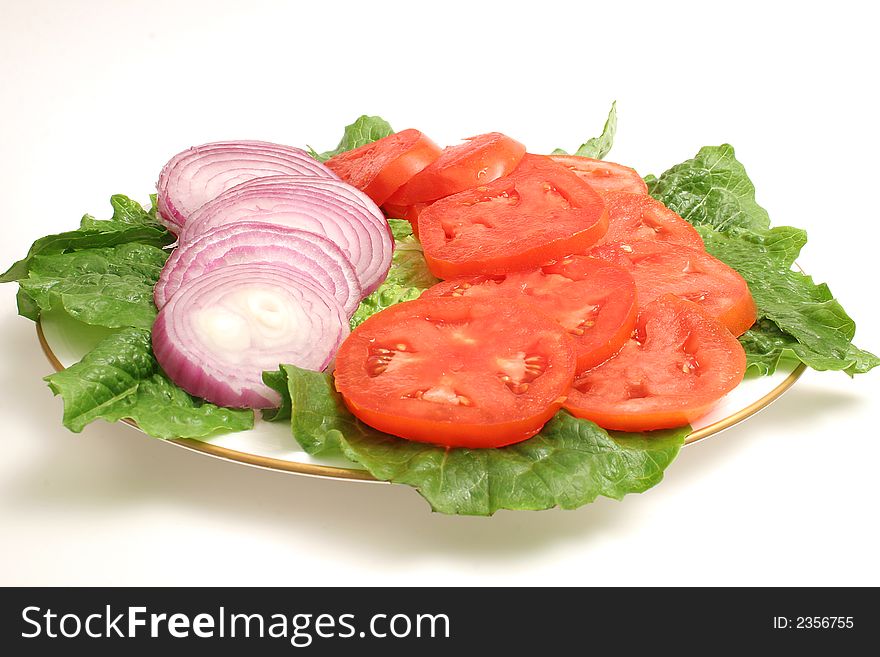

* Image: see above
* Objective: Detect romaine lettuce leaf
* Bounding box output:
[738,320,809,375]
[121,372,254,439]
[387,217,414,241]
[647,144,771,232]
[18,242,168,330]
[350,284,423,330]
[649,146,878,375]
[79,193,162,229]
[697,226,858,363]
[739,319,878,377]
[45,327,156,432]
[263,364,686,515]
[45,328,253,437]
[310,115,395,162]
[383,241,438,290]
[5,195,253,439]
[15,287,42,321]
[552,101,617,159]
[259,369,292,423]
[1,195,173,285]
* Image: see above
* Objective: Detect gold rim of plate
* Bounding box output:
[37,321,806,483]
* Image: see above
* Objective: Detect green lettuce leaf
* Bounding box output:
[17,242,168,330]
[384,242,438,289]
[264,364,686,515]
[552,101,617,159]
[15,287,42,321]
[647,144,771,232]
[387,218,414,241]
[738,320,806,376]
[649,146,878,375]
[260,369,292,423]
[696,227,879,378]
[348,219,439,329]
[5,194,253,439]
[120,373,254,439]
[262,363,349,454]
[310,115,395,162]
[45,327,156,431]
[45,328,253,437]
[79,193,161,229]
[739,320,878,377]
[2,195,173,285]
[350,284,423,330]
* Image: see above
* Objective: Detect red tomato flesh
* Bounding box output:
[420,256,637,372]
[325,129,441,206]
[386,132,526,206]
[590,240,756,336]
[564,295,747,431]
[382,201,432,236]
[333,296,576,448]
[419,155,609,279]
[549,155,648,196]
[596,191,705,250]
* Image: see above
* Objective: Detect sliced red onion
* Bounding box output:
[153,222,362,315]
[153,263,348,409]
[233,175,387,228]
[178,179,393,294]
[157,140,338,230]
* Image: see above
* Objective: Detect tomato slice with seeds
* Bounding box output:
[385,132,526,206]
[419,155,609,279]
[325,129,441,206]
[420,256,637,372]
[333,296,576,448]
[589,240,757,336]
[549,155,648,196]
[596,191,705,250]
[564,295,747,432]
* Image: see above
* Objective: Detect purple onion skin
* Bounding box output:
[157,140,338,230]
[232,175,388,227]
[152,264,348,409]
[177,181,393,295]
[153,222,362,315]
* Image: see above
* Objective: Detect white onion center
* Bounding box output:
[191,285,306,359]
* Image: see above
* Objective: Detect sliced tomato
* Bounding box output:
[385,132,526,206]
[596,191,705,250]
[333,295,576,448]
[419,155,609,279]
[564,295,747,431]
[421,256,637,372]
[549,155,648,196]
[383,201,415,220]
[325,129,441,206]
[589,240,756,336]
[382,201,432,236]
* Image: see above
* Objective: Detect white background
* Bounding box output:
[1,0,878,586]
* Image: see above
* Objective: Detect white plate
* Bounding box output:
[38,308,804,482]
